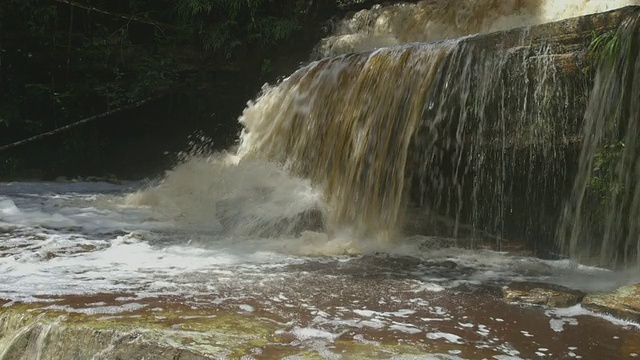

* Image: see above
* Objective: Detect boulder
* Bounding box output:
[502,282,585,308]
[582,283,640,323]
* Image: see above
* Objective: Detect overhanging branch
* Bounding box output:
[50,0,173,30]
[0,96,161,153]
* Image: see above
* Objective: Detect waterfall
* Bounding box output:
[236,4,640,265]
[238,43,455,239]
[408,37,582,253]
[236,24,586,246]
[558,14,640,267]
[129,2,640,266]
[315,0,640,59]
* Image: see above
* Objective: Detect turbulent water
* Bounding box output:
[118,0,640,263]
[1,181,640,358]
[3,180,638,300]
[238,43,454,239]
[315,0,640,58]
[2,0,640,358]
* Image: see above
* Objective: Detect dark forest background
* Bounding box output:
[0,0,389,180]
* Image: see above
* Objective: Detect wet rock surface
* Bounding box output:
[582,283,640,323]
[1,283,639,359]
[502,282,586,308]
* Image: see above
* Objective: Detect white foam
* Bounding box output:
[290,327,340,342]
[353,334,379,345]
[353,309,377,317]
[124,155,324,239]
[412,282,446,292]
[238,304,255,312]
[426,331,464,344]
[314,0,640,58]
[41,302,146,315]
[2,180,639,341]
[0,199,20,216]
[389,323,422,334]
[546,305,640,330]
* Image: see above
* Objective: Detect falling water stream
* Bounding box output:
[2,0,640,359]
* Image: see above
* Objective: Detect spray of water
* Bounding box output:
[128,1,639,264]
[238,43,454,240]
[126,154,324,238]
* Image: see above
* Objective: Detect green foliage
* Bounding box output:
[129,0,146,14]
[27,5,57,37]
[129,56,179,99]
[0,0,316,164]
[203,21,237,55]
[587,30,630,67]
[175,0,213,20]
[0,0,337,177]
[253,17,299,43]
[260,58,272,78]
[176,0,301,56]
[589,141,624,204]
[585,28,637,206]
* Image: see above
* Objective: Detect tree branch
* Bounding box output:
[50,0,173,30]
[0,97,161,153]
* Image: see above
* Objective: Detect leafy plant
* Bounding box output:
[260,58,272,78]
[27,5,57,37]
[587,30,630,67]
[588,141,625,204]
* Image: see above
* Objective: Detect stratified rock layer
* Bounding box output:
[583,283,640,323]
[502,282,585,308]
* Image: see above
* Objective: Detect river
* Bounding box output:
[0,178,639,358]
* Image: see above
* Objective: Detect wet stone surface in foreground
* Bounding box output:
[1,182,640,359]
[1,255,640,359]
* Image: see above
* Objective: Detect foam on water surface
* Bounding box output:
[1,180,639,358]
[1,180,639,302]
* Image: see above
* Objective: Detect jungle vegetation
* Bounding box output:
[0,0,379,178]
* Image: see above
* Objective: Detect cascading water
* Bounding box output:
[316,0,640,58]
[129,0,640,264]
[408,38,583,252]
[237,43,454,239]
[236,34,583,251]
[558,14,640,267]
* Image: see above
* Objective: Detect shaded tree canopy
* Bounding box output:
[1,0,319,130]
[1,0,382,177]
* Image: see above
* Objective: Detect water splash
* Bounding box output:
[236,22,588,250]
[127,2,639,265]
[315,0,640,58]
[238,43,454,239]
[125,154,324,238]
